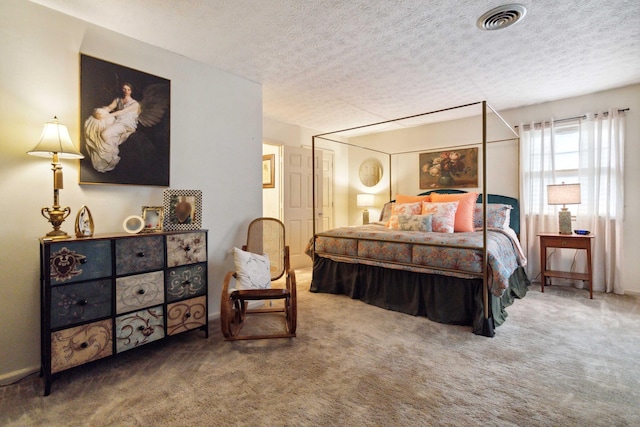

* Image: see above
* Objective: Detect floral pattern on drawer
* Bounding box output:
[115,306,165,353]
[116,235,165,275]
[50,280,112,329]
[50,319,112,374]
[166,232,207,267]
[166,263,207,303]
[116,271,165,314]
[49,240,112,284]
[166,296,207,336]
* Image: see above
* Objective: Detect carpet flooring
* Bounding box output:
[1,268,639,426]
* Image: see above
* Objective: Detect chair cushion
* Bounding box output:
[233,247,271,290]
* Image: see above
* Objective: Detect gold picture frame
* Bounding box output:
[262,154,275,188]
[142,206,164,232]
[419,147,479,189]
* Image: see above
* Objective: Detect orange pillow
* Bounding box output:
[429,192,478,232]
[395,194,430,204]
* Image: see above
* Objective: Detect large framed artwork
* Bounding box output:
[419,147,479,189]
[79,54,171,186]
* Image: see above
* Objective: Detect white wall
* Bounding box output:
[0,0,262,384]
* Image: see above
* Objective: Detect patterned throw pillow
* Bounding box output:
[379,202,394,223]
[429,192,478,232]
[421,201,459,233]
[232,247,271,290]
[398,214,433,232]
[387,202,423,229]
[473,204,512,229]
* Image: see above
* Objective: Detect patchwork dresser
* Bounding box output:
[39,230,208,395]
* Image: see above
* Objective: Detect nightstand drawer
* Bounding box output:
[166,232,207,267]
[166,295,207,335]
[116,271,165,314]
[50,280,112,329]
[49,240,112,284]
[539,236,590,250]
[116,235,165,275]
[165,263,207,303]
[50,319,113,373]
[115,306,165,353]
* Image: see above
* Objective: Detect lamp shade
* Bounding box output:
[27,117,84,159]
[356,193,374,207]
[547,183,581,205]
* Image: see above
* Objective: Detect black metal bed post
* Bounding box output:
[481,101,495,337]
[312,135,316,250]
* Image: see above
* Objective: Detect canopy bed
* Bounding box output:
[308,101,529,337]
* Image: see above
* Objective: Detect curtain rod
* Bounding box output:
[514,108,629,129]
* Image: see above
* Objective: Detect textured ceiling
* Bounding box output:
[30,0,640,133]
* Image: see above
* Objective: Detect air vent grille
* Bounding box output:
[477,4,527,31]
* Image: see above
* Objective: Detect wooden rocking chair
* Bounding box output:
[220,218,297,340]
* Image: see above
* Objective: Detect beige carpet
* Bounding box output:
[1,268,639,426]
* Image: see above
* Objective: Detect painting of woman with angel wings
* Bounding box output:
[80,54,170,186]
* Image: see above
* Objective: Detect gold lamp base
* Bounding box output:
[42,204,71,239]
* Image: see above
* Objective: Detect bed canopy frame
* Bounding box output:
[310,101,519,337]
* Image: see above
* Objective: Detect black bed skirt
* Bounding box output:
[309,257,529,336]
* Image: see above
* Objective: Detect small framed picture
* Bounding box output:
[262,154,275,188]
[75,205,95,238]
[163,189,202,231]
[142,206,164,232]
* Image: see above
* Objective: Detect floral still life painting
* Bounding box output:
[419,148,478,189]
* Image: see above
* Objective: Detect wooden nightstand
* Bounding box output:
[538,232,594,299]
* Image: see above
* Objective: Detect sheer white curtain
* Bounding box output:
[519,109,625,294]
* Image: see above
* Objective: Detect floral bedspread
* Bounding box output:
[309,223,527,296]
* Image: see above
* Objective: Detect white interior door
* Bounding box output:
[283,146,323,269]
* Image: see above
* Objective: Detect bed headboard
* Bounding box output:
[418,189,520,236]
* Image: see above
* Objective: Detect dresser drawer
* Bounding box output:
[50,319,113,374]
[49,240,112,284]
[166,295,207,336]
[166,263,207,303]
[166,232,207,267]
[50,280,112,329]
[116,271,165,314]
[116,235,164,275]
[115,306,165,353]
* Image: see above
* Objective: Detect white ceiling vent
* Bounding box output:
[477,4,527,31]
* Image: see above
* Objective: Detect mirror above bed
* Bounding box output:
[359,158,383,187]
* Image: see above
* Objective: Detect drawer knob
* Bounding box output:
[137,289,146,295]
[182,280,191,286]
[80,342,89,349]
[184,245,191,252]
[138,326,145,331]
[79,258,88,264]
[185,312,191,319]
[77,299,88,306]
[136,252,145,257]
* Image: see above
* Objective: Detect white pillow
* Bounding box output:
[233,247,272,290]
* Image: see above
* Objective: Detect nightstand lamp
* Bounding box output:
[547,182,581,235]
[27,117,84,239]
[356,193,374,225]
